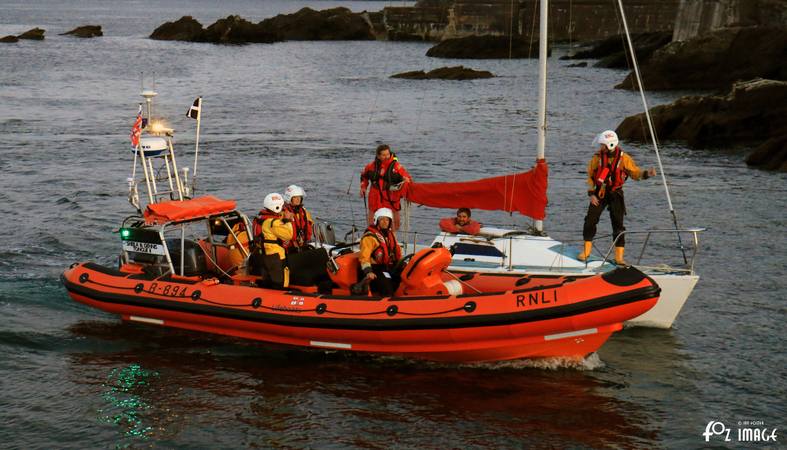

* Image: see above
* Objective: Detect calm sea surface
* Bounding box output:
[1,0,785,448]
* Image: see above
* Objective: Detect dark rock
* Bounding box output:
[260,7,374,40]
[392,66,494,80]
[617,27,787,90]
[617,79,787,171]
[567,62,588,68]
[201,15,281,44]
[426,35,548,59]
[745,135,787,171]
[61,25,102,38]
[150,16,204,41]
[18,28,45,40]
[150,8,373,44]
[1,35,19,43]
[563,32,671,63]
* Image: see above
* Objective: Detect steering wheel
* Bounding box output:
[392,253,414,278]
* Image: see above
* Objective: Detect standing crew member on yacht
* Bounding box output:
[282,184,313,254]
[358,208,402,296]
[359,144,411,231]
[251,193,294,288]
[578,130,656,265]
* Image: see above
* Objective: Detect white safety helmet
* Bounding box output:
[263,193,285,213]
[283,184,306,203]
[373,207,394,224]
[595,130,619,151]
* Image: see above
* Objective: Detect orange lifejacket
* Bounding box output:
[594,146,627,198]
[283,204,312,250]
[364,225,401,268]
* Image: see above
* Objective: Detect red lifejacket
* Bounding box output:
[361,156,406,208]
[252,210,282,243]
[283,204,312,249]
[364,225,401,268]
[593,146,627,197]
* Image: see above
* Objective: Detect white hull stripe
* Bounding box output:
[310,340,352,349]
[129,315,164,325]
[544,328,598,341]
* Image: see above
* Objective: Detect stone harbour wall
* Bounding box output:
[673,0,787,41]
[382,0,680,42]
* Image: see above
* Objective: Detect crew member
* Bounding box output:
[439,207,481,235]
[359,144,411,231]
[226,220,250,272]
[250,193,294,288]
[577,130,656,265]
[358,208,402,296]
[282,184,313,254]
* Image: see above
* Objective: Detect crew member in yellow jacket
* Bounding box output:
[578,130,656,265]
[251,193,294,288]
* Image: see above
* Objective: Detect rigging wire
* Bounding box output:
[613,0,688,264]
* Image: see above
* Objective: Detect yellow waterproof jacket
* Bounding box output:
[226,223,250,268]
[260,217,293,260]
[358,234,381,272]
[586,151,647,193]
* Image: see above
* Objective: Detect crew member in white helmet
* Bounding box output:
[577,130,656,265]
[250,193,294,288]
[282,184,313,254]
[358,207,402,296]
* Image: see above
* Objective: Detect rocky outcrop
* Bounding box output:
[561,32,672,69]
[745,135,787,171]
[0,35,19,43]
[617,27,787,90]
[260,7,374,40]
[200,15,281,44]
[392,66,494,80]
[61,25,102,38]
[426,35,547,59]
[616,79,787,171]
[18,28,45,40]
[150,16,205,41]
[150,8,374,44]
[150,15,281,43]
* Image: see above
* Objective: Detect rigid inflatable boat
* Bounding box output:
[62,196,660,362]
[61,89,659,363]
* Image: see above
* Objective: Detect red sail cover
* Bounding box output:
[404,160,548,220]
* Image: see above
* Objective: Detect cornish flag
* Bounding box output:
[130,105,142,148]
[186,97,201,120]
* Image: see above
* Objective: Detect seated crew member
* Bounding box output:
[225,220,251,273]
[250,193,294,288]
[358,207,402,297]
[282,184,313,254]
[439,207,481,235]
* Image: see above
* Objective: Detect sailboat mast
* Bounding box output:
[535,0,548,232]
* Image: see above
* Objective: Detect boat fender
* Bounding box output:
[443,280,463,296]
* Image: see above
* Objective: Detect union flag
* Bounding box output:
[130,105,142,148]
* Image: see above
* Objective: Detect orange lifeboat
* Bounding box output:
[61,197,660,363]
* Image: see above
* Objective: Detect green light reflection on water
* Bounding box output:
[97,363,159,446]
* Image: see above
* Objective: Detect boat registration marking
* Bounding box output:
[544,328,597,341]
[129,315,164,325]
[310,340,352,349]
